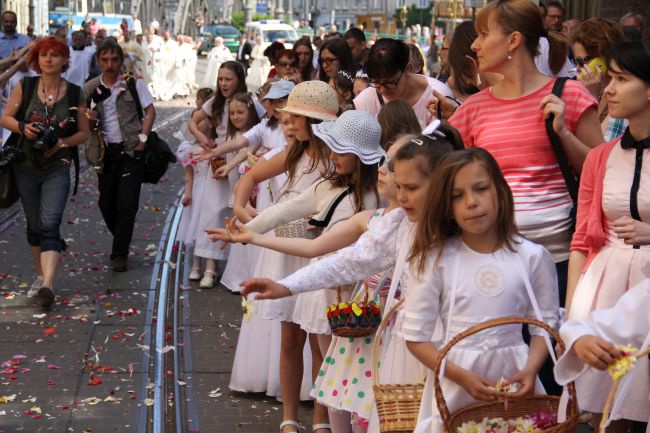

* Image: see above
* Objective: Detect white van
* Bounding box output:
[245,20,299,50]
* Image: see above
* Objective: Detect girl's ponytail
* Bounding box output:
[546,30,570,76]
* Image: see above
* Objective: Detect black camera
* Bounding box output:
[32,123,59,153]
[0,141,24,168]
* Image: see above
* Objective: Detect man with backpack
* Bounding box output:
[83,39,156,272]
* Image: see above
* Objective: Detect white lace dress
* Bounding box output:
[278,209,428,429]
[400,237,560,433]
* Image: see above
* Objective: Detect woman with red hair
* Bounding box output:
[1,36,89,309]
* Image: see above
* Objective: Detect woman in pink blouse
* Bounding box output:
[449,0,603,302]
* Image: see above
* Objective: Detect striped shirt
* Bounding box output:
[450,79,597,261]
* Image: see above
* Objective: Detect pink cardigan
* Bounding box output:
[570,139,619,268]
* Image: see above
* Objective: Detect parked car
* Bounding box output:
[244,20,298,50]
[199,25,240,54]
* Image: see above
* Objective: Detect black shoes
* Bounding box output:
[111,256,128,272]
[37,286,55,309]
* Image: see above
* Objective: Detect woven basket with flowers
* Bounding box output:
[326,283,381,338]
[434,317,579,433]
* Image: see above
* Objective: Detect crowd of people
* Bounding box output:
[0,1,649,433]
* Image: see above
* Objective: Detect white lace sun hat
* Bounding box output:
[312,110,386,165]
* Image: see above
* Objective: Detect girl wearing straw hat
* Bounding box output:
[209,84,384,433]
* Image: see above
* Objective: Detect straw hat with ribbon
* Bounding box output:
[277,80,339,121]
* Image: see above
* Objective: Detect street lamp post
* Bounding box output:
[400,4,408,35]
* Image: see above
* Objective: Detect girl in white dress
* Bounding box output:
[235,127,463,433]
[176,88,214,276]
[203,80,295,293]
[401,148,559,433]
[216,82,334,427]
[186,61,247,288]
[554,281,649,431]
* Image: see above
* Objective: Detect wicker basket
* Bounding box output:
[372,298,425,433]
[274,220,322,239]
[327,284,381,338]
[247,152,258,166]
[209,157,226,175]
[433,317,579,433]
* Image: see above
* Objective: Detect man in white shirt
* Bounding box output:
[83,39,155,272]
[62,31,95,86]
[130,14,142,36]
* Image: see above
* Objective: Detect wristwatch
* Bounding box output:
[138,133,148,143]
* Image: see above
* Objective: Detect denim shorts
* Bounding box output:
[13,166,70,252]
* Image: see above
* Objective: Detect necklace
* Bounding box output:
[41,77,63,119]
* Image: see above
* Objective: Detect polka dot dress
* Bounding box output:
[310,271,393,422]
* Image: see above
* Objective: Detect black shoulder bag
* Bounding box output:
[125,75,177,184]
[545,77,579,233]
[0,77,39,208]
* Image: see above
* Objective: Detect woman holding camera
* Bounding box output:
[0,36,89,308]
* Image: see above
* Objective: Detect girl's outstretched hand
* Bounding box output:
[457,371,498,401]
[501,367,536,397]
[206,217,255,249]
[240,278,292,299]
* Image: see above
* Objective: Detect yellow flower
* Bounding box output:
[241,297,255,322]
[608,345,638,380]
[351,303,363,316]
[338,302,348,309]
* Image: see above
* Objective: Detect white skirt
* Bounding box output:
[413,334,544,433]
[193,173,232,261]
[221,243,262,293]
[229,312,314,401]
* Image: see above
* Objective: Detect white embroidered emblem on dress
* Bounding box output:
[474,266,504,297]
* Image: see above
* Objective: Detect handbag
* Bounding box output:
[545,77,579,232]
[126,75,177,184]
[0,76,40,209]
[0,162,19,209]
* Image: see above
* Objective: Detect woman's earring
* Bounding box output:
[507,53,512,60]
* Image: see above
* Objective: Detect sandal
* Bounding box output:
[189,267,201,281]
[280,420,300,433]
[312,423,331,432]
[199,271,216,289]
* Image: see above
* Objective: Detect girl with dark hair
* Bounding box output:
[354,38,453,127]
[184,60,247,287]
[294,36,316,81]
[329,69,356,113]
[377,99,422,149]
[565,40,650,433]
[449,0,603,317]
[318,38,357,82]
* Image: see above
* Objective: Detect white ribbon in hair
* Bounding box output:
[421,118,445,138]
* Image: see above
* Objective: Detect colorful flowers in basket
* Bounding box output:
[326,301,381,332]
[457,412,558,433]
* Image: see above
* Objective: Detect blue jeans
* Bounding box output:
[13,167,70,253]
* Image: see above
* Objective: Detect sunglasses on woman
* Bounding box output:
[574,56,592,67]
[278,61,297,68]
